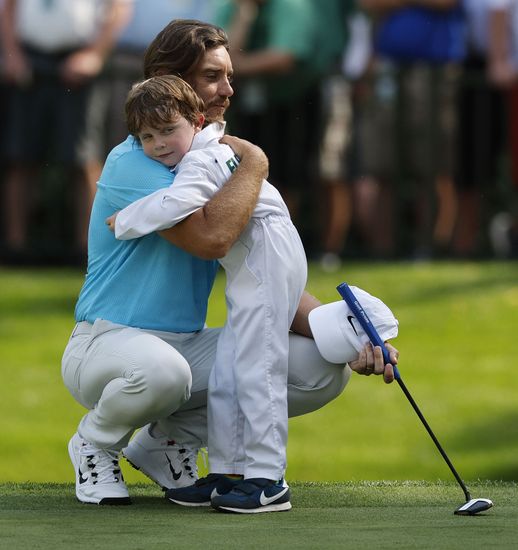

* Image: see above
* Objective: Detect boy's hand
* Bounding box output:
[105,212,119,232]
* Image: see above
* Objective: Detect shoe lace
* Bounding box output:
[80,443,123,485]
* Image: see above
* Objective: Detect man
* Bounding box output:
[62,19,398,506]
[357,0,464,259]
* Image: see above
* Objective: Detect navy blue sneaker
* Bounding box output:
[211,478,291,513]
[165,473,241,507]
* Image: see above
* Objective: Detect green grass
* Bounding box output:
[295,261,518,483]
[1,262,517,485]
[0,481,515,549]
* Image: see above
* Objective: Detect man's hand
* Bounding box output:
[105,212,118,232]
[219,134,269,181]
[158,135,268,258]
[349,342,399,384]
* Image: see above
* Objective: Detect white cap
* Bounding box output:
[308,286,399,364]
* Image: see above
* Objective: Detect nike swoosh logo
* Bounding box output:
[259,487,289,506]
[78,468,88,484]
[211,488,223,499]
[165,455,182,480]
[347,315,359,336]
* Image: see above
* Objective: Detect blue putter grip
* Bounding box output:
[336,283,400,378]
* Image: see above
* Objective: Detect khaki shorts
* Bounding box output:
[357,60,461,183]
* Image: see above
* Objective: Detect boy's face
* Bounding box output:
[185,46,234,122]
[138,115,203,167]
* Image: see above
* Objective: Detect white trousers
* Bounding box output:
[208,216,306,480]
[62,277,351,451]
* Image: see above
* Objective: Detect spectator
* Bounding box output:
[0,0,7,231]
[213,0,322,244]
[454,0,506,258]
[487,0,518,258]
[312,0,358,271]
[356,0,466,259]
[0,0,132,263]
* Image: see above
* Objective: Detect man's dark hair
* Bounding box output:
[144,19,229,79]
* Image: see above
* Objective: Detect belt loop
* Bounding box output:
[72,321,92,336]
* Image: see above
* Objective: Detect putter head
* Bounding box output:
[454,498,493,516]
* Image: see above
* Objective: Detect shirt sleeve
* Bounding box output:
[114,152,220,240]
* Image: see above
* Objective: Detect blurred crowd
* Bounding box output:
[1,0,518,268]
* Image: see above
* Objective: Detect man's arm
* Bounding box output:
[158,135,268,259]
[290,291,321,337]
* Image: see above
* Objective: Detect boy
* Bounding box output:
[107,75,307,513]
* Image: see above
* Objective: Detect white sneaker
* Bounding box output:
[68,433,131,505]
[122,426,199,490]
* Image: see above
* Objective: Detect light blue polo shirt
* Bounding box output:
[75,136,219,332]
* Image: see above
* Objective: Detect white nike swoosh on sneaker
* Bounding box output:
[259,487,289,506]
[211,488,223,499]
[78,468,88,484]
[165,455,182,480]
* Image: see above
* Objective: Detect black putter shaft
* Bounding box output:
[393,375,470,501]
[336,283,471,502]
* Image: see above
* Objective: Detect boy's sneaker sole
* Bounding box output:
[217,501,292,514]
[168,498,211,507]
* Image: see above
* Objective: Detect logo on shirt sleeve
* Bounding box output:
[226,155,240,173]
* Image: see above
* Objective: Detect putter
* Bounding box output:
[336,282,493,516]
